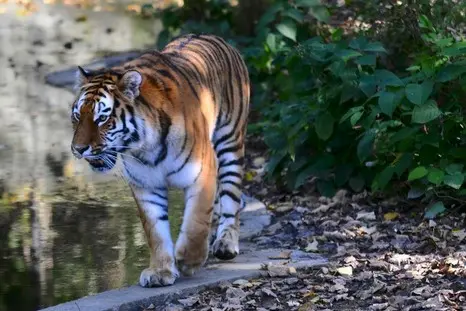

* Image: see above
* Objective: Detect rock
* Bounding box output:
[264,263,297,277]
[63,42,73,49]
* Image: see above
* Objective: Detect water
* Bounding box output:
[0,1,185,310]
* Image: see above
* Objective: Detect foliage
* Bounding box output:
[155,0,466,205]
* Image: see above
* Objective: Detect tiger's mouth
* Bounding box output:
[85,154,117,173]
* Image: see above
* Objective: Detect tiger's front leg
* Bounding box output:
[131,186,179,287]
[175,147,217,276]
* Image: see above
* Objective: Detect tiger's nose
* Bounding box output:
[72,144,89,157]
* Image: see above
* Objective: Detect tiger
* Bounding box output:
[69,33,250,287]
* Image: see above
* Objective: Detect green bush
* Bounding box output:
[155,0,466,209]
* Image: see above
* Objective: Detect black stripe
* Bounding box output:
[216,144,242,160]
[214,130,235,150]
[219,171,242,180]
[175,121,188,159]
[158,214,169,221]
[220,180,241,188]
[152,192,168,201]
[167,142,194,176]
[158,56,200,100]
[221,213,236,218]
[220,190,241,203]
[156,69,180,86]
[219,158,244,168]
[153,109,172,166]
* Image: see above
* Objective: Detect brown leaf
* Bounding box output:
[268,250,292,259]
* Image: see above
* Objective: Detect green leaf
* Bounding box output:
[405,80,434,106]
[295,0,322,7]
[316,179,336,197]
[340,106,363,123]
[407,187,425,199]
[315,112,334,141]
[424,201,446,220]
[359,75,377,97]
[375,166,395,190]
[349,174,365,192]
[411,100,441,124]
[363,42,387,53]
[266,151,287,175]
[350,111,363,126]
[406,65,421,72]
[264,131,288,149]
[282,8,304,22]
[309,6,330,23]
[390,127,419,145]
[436,65,466,82]
[445,163,464,175]
[408,166,428,181]
[378,91,397,117]
[444,172,464,189]
[334,49,362,61]
[276,20,297,42]
[328,60,345,76]
[266,33,277,53]
[357,130,376,162]
[349,37,368,50]
[375,70,404,87]
[427,168,445,185]
[393,153,413,177]
[356,54,376,66]
[335,164,354,187]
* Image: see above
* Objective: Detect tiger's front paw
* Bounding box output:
[212,228,239,260]
[139,266,179,287]
[175,237,209,276]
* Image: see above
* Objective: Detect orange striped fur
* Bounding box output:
[69,34,250,287]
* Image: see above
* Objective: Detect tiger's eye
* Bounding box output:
[99,115,107,123]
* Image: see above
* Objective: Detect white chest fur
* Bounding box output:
[122,148,202,191]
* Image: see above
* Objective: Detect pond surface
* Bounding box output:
[0,1,184,310]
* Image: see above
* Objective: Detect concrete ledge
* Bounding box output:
[40,247,327,311]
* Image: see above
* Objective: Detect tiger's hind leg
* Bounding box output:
[209,191,221,247]
[211,135,245,260]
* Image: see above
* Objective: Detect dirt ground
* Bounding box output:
[153,137,466,311]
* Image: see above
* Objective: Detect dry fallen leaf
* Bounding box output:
[383,211,399,221]
[336,266,353,276]
[178,296,199,307]
[244,170,256,181]
[304,239,319,252]
[451,229,466,241]
[268,250,292,259]
[356,211,376,221]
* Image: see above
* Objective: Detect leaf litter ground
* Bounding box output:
[145,136,466,311]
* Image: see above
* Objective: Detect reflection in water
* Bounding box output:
[0,1,184,310]
[0,184,184,310]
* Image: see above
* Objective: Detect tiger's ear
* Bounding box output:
[74,66,90,91]
[119,70,142,100]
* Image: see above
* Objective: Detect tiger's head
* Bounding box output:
[70,66,143,173]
